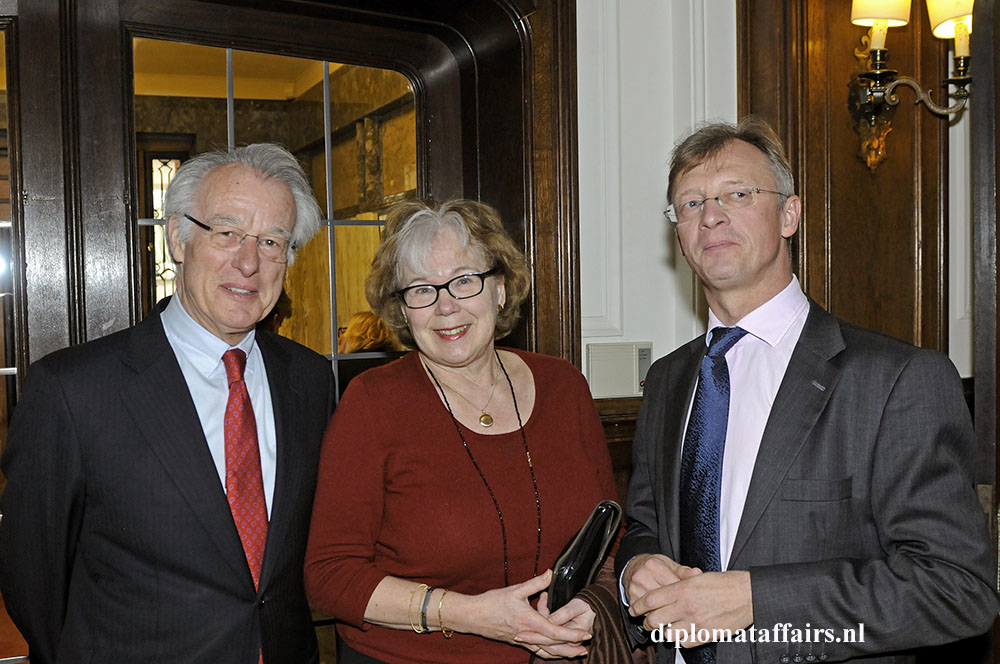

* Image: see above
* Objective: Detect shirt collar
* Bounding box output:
[706,276,808,349]
[161,295,257,378]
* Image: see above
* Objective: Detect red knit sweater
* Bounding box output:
[305,349,617,663]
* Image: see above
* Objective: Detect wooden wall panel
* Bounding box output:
[740,0,947,350]
[18,0,75,364]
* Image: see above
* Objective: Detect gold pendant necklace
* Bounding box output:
[435,359,500,427]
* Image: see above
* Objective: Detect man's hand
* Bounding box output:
[628,570,753,645]
[622,553,701,605]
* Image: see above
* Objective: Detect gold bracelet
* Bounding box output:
[438,588,454,639]
[408,583,429,633]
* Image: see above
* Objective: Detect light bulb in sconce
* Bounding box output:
[851,0,911,50]
[926,0,973,56]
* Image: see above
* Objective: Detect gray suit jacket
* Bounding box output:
[0,300,335,663]
[617,300,998,663]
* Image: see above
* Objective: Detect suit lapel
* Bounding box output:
[728,301,845,566]
[119,306,251,585]
[659,341,704,560]
[255,333,302,589]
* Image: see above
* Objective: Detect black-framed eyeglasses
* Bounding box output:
[664,186,788,224]
[397,268,499,309]
[184,213,292,264]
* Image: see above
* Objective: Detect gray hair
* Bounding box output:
[163,143,322,264]
[392,208,483,284]
[667,116,796,205]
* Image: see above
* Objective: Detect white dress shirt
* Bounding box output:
[161,295,278,516]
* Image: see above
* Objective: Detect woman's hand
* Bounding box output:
[450,570,591,657]
[518,592,596,659]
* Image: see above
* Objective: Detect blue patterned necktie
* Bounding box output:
[678,326,747,664]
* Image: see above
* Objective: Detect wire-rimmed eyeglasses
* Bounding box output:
[664,186,787,224]
[397,268,499,309]
[184,214,292,264]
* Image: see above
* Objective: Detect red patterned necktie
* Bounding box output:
[223,348,268,591]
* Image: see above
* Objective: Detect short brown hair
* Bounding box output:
[365,199,531,349]
[667,116,795,204]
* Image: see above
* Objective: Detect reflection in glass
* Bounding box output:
[334,222,383,333]
[280,227,331,355]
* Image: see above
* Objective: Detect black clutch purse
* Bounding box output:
[546,499,622,611]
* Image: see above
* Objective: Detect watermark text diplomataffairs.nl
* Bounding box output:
[652,622,865,648]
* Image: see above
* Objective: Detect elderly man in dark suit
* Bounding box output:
[617,117,998,664]
[0,143,334,663]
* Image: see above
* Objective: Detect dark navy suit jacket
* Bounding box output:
[0,300,334,663]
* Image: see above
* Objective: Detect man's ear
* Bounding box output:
[166,215,185,264]
[780,195,801,239]
[675,226,686,257]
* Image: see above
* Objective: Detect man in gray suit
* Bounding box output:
[617,117,998,664]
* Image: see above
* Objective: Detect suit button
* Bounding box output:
[793,656,803,663]
[818,656,829,661]
[779,657,791,664]
[259,598,266,606]
[805,656,817,662]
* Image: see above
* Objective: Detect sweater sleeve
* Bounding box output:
[304,375,388,629]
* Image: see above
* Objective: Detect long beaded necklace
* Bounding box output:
[424,349,542,586]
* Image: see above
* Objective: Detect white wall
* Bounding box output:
[577,0,737,388]
[948,98,973,377]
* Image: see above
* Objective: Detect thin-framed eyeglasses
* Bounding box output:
[397,268,499,309]
[664,186,787,224]
[184,213,292,264]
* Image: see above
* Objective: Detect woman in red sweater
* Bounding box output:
[304,199,619,663]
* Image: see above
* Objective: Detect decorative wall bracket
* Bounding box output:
[848,38,971,171]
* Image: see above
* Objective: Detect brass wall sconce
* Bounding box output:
[848,0,973,170]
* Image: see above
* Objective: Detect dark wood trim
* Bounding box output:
[76,1,139,341]
[17,0,75,363]
[597,396,641,443]
[597,396,641,507]
[973,0,997,499]
[524,0,579,364]
[970,10,997,654]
